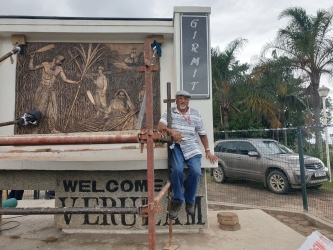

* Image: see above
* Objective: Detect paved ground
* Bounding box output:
[209,203,333,241]
[2,180,333,249]
[0,200,308,250]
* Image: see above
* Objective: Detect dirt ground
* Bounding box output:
[206,174,333,223]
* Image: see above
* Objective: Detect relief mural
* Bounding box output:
[14,43,160,134]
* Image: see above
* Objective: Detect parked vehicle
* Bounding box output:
[212,139,330,194]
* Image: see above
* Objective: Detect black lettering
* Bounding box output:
[154,179,164,192]
[106,180,118,192]
[194,196,204,225]
[92,180,104,193]
[63,180,78,192]
[135,180,147,192]
[120,180,133,192]
[83,197,99,207]
[83,214,100,225]
[83,197,100,225]
[100,197,117,225]
[58,197,78,225]
[119,197,137,226]
[157,213,181,226]
[79,180,91,192]
[184,196,204,225]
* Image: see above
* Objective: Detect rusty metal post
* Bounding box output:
[163,82,178,250]
[143,41,156,250]
[0,206,140,215]
[0,190,2,224]
[154,181,171,204]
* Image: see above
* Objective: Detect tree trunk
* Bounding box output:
[219,105,224,127]
[312,78,323,158]
[282,121,287,146]
[223,108,229,127]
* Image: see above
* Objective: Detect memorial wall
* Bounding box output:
[0,6,213,231]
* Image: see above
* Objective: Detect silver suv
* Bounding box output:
[213,139,330,194]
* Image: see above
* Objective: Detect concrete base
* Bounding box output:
[53,169,208,230]
[0,169,208,231]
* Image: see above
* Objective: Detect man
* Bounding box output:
[157,90,217,219]
[91,66,108,118]
[29,54,79,133]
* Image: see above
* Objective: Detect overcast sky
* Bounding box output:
[0,0,332,85]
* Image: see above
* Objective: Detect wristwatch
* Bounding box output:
[205,148,210,152]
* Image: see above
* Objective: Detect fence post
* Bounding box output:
[297,126,308,211]
[34,190,40,199]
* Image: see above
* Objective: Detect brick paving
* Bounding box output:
[206,175,333,241]
[270,212,333,240]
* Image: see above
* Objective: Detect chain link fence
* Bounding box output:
[207,126,333,224]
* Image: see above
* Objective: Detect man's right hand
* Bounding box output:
[170,129,184,143]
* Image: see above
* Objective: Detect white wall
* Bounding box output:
[0,7,216,170]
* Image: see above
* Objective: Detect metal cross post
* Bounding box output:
[138,41,159,250]
[163,82,179,250]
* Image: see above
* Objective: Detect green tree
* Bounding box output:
[262,7,333,150]
[257,57,306,143]
[211,38,249,129]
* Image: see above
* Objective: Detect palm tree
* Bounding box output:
[211,38,249,128]
[262,7,333,151]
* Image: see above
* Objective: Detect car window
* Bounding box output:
[214,142,223,152]
[253,141,286,155]
[222,141,238,154]
[278,143,294,153]
[238,142,257,155]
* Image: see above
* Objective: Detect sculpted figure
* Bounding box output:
[104,89,138,131]
[29,54,78,133]
[91,66,108,118]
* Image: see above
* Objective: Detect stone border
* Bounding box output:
[208,202,333,233]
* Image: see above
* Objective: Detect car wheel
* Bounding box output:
[267,170,290,194]
[213,165,227,183]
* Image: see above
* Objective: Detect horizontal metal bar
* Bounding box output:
[0,132,140,146]
[154,181,170,204]
[0,206,140,215]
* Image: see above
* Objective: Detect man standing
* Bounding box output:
[157,90,217,220]
[29,54,79,133]
[91,66,108,118]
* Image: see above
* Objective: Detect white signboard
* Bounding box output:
[299,231,333,250]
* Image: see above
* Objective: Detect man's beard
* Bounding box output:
[179,104,187,110]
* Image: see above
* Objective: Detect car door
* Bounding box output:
[232,141,262,181]
[215,141,239,177]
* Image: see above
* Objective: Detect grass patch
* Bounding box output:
[322,180,333,191]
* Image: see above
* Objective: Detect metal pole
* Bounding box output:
[0,132,139,146]
[0,47,20,63]
[0,206,139,215]
[323,97,332,182]
[297,126,308,211]
[0,190,2,223]
[143,41,156,250]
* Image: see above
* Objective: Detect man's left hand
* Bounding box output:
[206,151,218,164]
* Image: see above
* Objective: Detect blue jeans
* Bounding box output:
[170,144,202,204]
[8,190,24,200]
